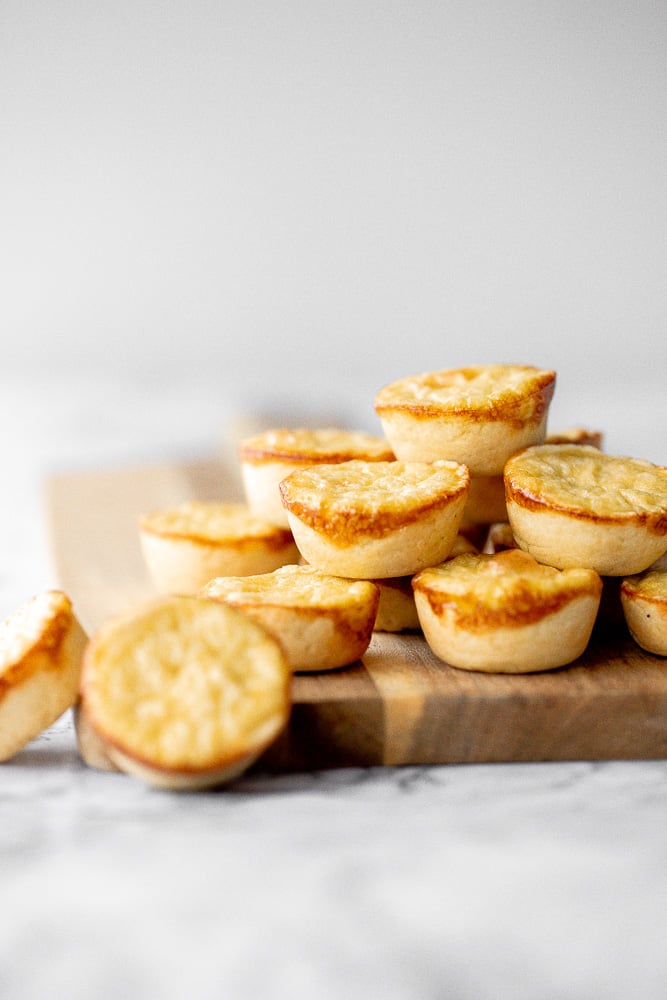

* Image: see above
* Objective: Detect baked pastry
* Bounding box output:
[412,549,602,673]
[279,459,470,578]
[139,500,300,595]
[0,591,87,761]
[461,474,507,527]
[546,427,603,449]
[373,577,420,632]
[504,445,667,576]
[483,522,517,554]
[239,427,394,527]
[374,364,556,474]
[621,554,667,656]
[201,564,379,671]
[79,596,291,790]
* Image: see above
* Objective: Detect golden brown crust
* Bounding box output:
[239,427,394,465]
[375,365,556,426]
[620,555,667,656]
[621,560,667,602]
[201,565,379,671]
[0,595,75,700]
[279,460,469,545]
[412,550,602,673]
[413,550,602,632]
[546,428,604,449]
[138,501,300,594]
[80,596,291,786]
[374,365,556,473]
[0,591,88,761]
[504,445,667,534]
[139,501,294,551]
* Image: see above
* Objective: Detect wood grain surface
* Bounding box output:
[44,455,667,769]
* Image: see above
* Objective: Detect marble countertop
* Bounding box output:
[1,366,666,1000]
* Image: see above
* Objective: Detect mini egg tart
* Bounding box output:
[504,445,667,576]
[139,500,300,595]
[80,596,291,790]
[239,427,394,527]
[201,564,379,672]
[374,364,556,474]
[412,549,602,673]
[621,554,667,656]
[279,459,470,579]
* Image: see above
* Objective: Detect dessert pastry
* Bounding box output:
[483,522,517,554]
[79,596,291,789]
[373,577,421,632]
[371,529,480,632]
[239,427,394,527]
[139,500,300,595]
[620,554,667,656]
[201,564,379,671]
[412,549,603,673]
[279,459,470,578]
[0,591,87,761]
[504,445,667,576]
[461,474,507,527]
[374,364,556,474]
[546,427,603,449]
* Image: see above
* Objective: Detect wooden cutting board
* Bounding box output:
[43,455,667,769]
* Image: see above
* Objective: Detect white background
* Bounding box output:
[2,0,665,452]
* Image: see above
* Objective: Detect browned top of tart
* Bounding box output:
[505,445,667,533]
[546,427,603,449]
[239,427,394,465]
[621,555,667,603]
[412,550,602,631]
[139,501,294,550]
[279,459,469,543]
[0,591,75,698]
[202,564,379,611]
[374,365,556,425]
